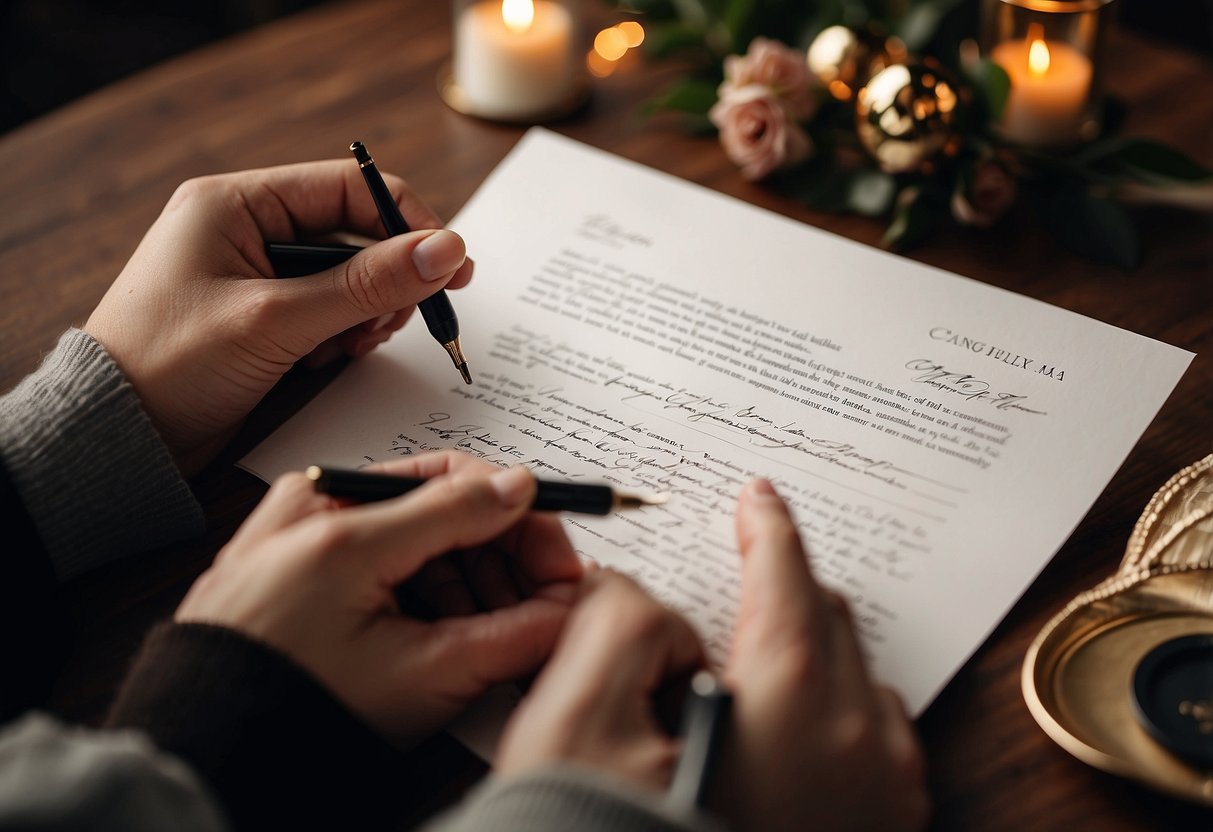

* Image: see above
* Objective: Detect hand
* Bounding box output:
[496,570,705,791]
[175,451,582,746]
[84,161,473,476]
[713,479,930,832]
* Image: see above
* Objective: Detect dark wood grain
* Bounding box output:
[1,1,1210,829]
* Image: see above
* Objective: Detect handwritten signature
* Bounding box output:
[904,359,1047,415]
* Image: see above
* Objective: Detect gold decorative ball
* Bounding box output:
[855,59,961,174]
[807,25,907,102]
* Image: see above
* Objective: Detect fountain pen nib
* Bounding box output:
[614,491,671,510]
[441,339,472,384]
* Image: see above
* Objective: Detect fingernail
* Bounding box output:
[489,465,533,508]
[412,229,466,282]
[368,313,393,332]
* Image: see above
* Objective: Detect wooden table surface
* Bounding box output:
[1,1,1210,828]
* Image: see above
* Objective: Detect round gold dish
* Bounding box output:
[1023,566,1213,804]
[1023,455,1213,805]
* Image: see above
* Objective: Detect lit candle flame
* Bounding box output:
[502,0,534,34]
[1026,23,1050,76]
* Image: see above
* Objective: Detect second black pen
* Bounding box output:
[350,140,472,385]
[307,466,668,515]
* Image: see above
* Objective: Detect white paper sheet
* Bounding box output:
[241,128,1192,740]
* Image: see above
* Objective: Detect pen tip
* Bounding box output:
[615,491,670,509]
[350,141,371,164]
[459,363,472,384]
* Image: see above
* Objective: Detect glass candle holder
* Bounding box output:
[444,0,587,123]
[982,0,1116,147]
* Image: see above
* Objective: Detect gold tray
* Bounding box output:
[1022,454,1213,806]
[1023,564,1213,804]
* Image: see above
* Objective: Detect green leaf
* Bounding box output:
[895,0,965,52]
[644,77,720,117]
[612,0,680,19]
[882,188,940,251]
[1080,138,1212,185]
[775,157,850,212]
[846,169,897,216]
[642,21,713,57]
[669,0,711,27]
[723,0,756,36]
[964,59,1010,123]
[1046,181,1140,269]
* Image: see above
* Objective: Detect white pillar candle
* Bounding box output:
[454,0,575,120]
[991,25,1093,146]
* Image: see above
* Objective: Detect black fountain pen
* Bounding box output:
[307,466,669,515]
[351,140,472,384]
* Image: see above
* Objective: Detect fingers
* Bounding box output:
[420,582,580,689]
[276,228,468,341]
[222,472,331,555]
[495,571,704,786]
[372,452,583,587]
[325,464,538,587]
[543,571,704,703]
[730,479,877,701]
[876,686,932,829]
[369,449,492,480]
[733,478,824,638]
[220,159,447,242]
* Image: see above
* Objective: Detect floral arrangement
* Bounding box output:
[614,0,1211,267]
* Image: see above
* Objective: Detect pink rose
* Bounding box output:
[709,84,812,181]
[951,159,1018,228]
[721,37,819,121]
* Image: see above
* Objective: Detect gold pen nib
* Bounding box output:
[613,491,671,510]
[442,339,472,384]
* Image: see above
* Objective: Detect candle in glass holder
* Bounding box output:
[454,0,575,120]
[991,22,1094,146]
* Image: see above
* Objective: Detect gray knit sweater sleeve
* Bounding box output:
[0,714,229,832]
[0,329,204,579]
[422,766,730,832]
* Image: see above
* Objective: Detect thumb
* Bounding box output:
[277,229,467,341]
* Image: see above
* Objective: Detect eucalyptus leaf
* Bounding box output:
[613,0,680,20]
[1047,182,1140,269]
[643,22,713,57]
[964,59,1010,122]
[1082,138,1212,185]
[724,0,756,37]
[882,189,940,252]
[776,158,850,212]
[669,0,710,27]
[847,169,897,216]
[895,0,966,52]
[644,77,720,117]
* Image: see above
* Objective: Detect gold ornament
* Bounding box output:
[806,25,907,102]
[855,59,961,174]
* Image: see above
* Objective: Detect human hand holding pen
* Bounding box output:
[175,451,582,746]
[84,160,472,476]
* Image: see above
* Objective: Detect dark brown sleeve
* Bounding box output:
[0,453,68,721]
[106,621,412,830]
